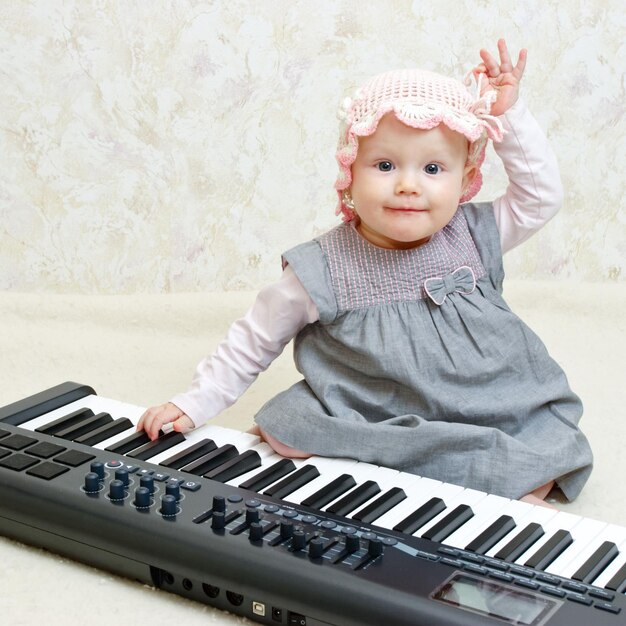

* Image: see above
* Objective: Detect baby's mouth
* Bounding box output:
[385,206,427,212]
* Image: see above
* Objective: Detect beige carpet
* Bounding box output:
[0,281,624,624]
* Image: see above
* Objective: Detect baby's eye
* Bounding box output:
[377,161,394,172]
[424,163,441,175]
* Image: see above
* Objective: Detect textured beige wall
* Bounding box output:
[1,0,624,293]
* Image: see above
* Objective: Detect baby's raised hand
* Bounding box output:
[474,38,527,117]
[137,402,194,441]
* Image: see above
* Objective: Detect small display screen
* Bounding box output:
[432,573,560,626]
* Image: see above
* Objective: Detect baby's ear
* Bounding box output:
[462,164,478,194]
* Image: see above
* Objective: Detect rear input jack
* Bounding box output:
[182,578,193,591]
[226,590,244,606]
[202,583,220,598]
[272,606,283,622]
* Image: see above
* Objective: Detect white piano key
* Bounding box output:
[373,479,460,532]
[484,504,559,558]
[146,428,262,466]
[336,463,402,500]
[348,470,421,522]
[225,452,304,488]
[415,487,489,539]
[444,493,512,549]
[283,457,363,505]
[543,517,607,576]
[337,461,399,491]
[513,511,582,566]
[17,395,120,432]
[334,464,405,514]
[90,426,137,450]
[549,522,626,581]
[350,469,421,507]
[586,535,626,589]
[186,425,258,449]
[16,395,141,450]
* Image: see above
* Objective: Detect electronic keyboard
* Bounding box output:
[0,382,624,626]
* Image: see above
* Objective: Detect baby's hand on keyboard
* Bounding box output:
[137,402,194,441]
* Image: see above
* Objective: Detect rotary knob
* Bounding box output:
[140,475,155,493]
[134,486,151,508]
[83,472,100,493]
[108,479,125,500]
[90,461,105,480]
[114,468,130,487]
[160,494,177,516]
[166,481,181,501]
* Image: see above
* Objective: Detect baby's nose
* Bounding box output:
[395,173,421,194]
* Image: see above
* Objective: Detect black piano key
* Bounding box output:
[182,444,239,476]
[203,450,262,483]
[263,465,320,499]
[572,541,619,584]
[494,522,545,562]
[159,439,217,469]
[421,504,474,543]
[54,412,114,441]
[300,474,357,510]
[126,431,186,461]
[238,458,297,492]
[352,487,407,524]
[465,515,517,555]
[605,562,626,592]
[105,430,152,454]
[73,417,133,446]
[35,408,95,435]
[524,529,573,570]
[393,497,446,535]
[326,481,381,517]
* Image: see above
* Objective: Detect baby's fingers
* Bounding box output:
[512,47,528,80]
[172,414,195,434]
[478,47,501,77]
[137,402,184,441]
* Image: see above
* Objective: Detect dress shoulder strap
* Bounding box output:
[462,202,505,293]
[281,238,339,324]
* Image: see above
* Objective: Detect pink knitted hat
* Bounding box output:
[335,68,505,221]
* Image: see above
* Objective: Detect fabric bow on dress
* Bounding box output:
[424,266,477,305]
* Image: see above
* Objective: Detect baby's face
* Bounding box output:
[349,114,475,249]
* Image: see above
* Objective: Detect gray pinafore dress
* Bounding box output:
[254,204,593,500]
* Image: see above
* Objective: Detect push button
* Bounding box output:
[54,450,95,467]
[594,601,621,615]
[566,593,592,606]
[0,453,39,471]
[180,481,201,492]
[26,462,70,480]
[588,588,615,602]
[28,442,67,459]
[2,434,37,450]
